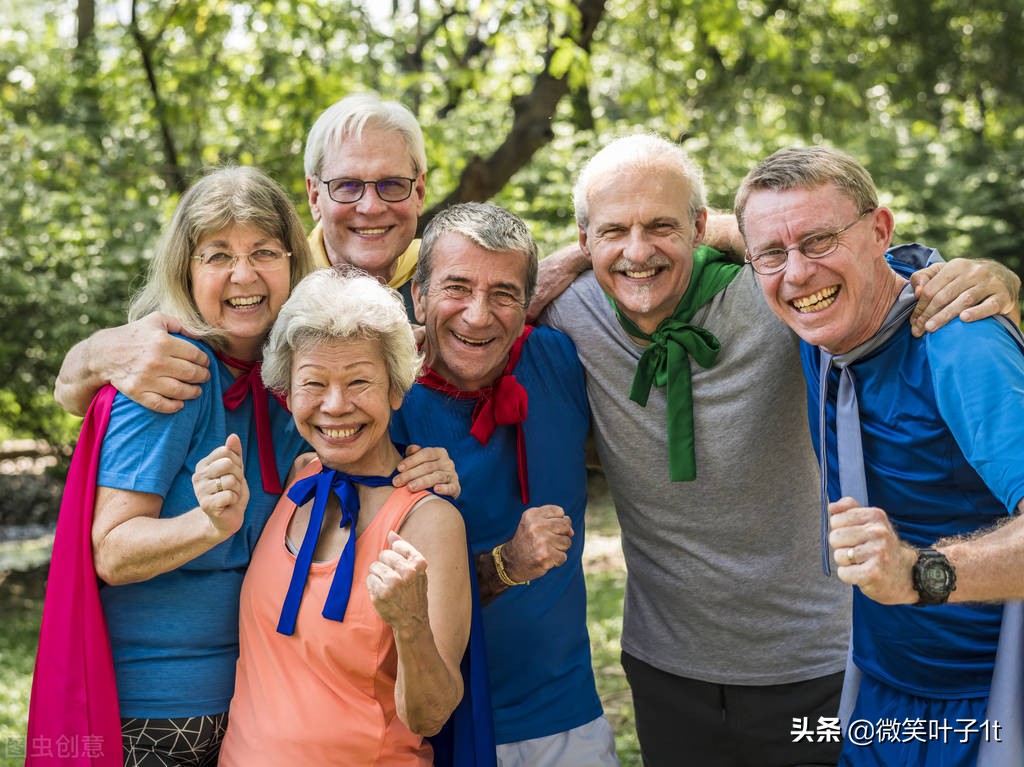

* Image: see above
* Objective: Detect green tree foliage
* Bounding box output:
[1,0,1022,444]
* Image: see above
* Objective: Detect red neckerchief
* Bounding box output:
[417,326,534,504]
[215,351,286,494]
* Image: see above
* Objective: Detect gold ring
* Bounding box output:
[847,547,856,565]
[216,477,224,494]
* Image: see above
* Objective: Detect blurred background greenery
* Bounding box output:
[1,0,1023,447]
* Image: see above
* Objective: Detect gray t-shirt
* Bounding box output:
[543,267,849,685]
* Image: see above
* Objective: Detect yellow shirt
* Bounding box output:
[307,223,420,290]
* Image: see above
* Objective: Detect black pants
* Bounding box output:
[622,652,843,767]
[121,713,227,767]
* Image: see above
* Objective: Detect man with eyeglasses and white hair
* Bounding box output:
[736,145,1024,767]
[538,133,1020,767]
[55,93,427,415]
[303,94,427,317]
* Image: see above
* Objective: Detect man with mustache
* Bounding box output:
[538,133,1019,766]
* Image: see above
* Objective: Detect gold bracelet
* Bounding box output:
[492,543,530,587]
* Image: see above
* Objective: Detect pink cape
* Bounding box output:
[25,385,122,766]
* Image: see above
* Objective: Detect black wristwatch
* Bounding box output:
[911,548,957,606]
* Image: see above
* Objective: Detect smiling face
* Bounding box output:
[189,222,291,360]
[306,126,426,282]
[287,337,403,475]
[742,184,901,354]
[412,232,529,392]
[581,166,706,335]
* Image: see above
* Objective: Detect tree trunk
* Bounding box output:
[128,0,188,194]
[76,0,95,48]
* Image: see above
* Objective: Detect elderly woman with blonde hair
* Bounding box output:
[26,168,460,767]
[218,268,471,766]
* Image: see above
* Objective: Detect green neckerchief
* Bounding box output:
[610,245,742,481]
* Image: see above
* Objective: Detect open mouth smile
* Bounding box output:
[452,331,494,347]
[227,296,265,308]
[615,263,666,280]
[318,425,362,440]
[791,286,839,313]
[624,267,658,279]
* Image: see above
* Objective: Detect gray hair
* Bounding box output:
[129,166,314,350]
[303,93,427,180]
[413,202,539,302]
[734,146,879,236]
[573,133,708,230]
[261,267,422,398]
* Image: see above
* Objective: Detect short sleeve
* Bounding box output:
[926,318,1024,513]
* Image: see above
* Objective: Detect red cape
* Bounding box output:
[26,385,121,766]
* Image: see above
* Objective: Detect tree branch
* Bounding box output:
[402,4,465,72]
[76,0,95,49]
[128,0,187,194]
[421,0,606,229]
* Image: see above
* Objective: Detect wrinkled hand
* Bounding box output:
[501,505,574,583]
[526,243,592,322]
[368,531,431,633]
[828,497,917,604]
[108,312,211,413]
[192,433,248,539]
[910,258,1021,337]
[394,445,460,498]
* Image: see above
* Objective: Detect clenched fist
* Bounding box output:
[499,505,574,584]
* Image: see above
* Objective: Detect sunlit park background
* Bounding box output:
[1,0,1023,763]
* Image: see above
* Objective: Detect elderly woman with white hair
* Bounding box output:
[217,268,471,766]
[25,167,462,767]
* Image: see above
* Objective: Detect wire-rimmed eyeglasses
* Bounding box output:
[744,209,876,275]
[190,248,292,272]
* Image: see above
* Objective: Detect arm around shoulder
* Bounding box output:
[54,329,122,417]
[910,257,1021,336]
[54,313,211,416]
[704,209,746,261]
[527,243,592,322]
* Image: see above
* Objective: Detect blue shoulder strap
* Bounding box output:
[428,548,497,767]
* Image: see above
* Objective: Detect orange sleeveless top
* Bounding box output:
[220,460,433,766]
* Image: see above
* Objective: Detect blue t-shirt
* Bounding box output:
[804,316,1024,698]
[97,338,307,717]
[391,327,602,744]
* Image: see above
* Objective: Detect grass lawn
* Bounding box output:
[0,469,638,765]
[584,471,641,766]
[0,565,44,767]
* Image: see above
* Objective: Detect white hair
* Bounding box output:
[303,93,427,180]
[261,267,422,397]
[573,133,707,229]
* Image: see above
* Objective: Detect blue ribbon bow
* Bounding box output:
[277,465,396,636]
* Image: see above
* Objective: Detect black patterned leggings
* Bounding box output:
[121,713,228,767]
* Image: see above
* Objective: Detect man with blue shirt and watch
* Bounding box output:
[737,145,1024,767]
